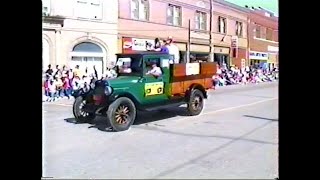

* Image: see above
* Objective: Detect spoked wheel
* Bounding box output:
[107,97,136,132]
[73,96,96,123]
[187,89,204,116]
[115,105,130,124]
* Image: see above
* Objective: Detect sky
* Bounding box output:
[225,0,278,16]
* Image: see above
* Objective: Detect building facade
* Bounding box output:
[42,0,119,77]
[118,0,249,67]
[247,7,278,69]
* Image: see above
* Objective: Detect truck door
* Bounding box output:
[141,56,169,105]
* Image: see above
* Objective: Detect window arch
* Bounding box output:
[72,42,103,53]
[131,0,149,20]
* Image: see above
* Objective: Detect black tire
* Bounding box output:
[73,96,96,123]
[106,97,137,132]
[187,89,204,116]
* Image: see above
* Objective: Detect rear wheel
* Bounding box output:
[106,97,136,132]
[187,89,204,116]
[73,96,96,123]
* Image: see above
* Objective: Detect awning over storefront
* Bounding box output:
[175,42,187,51]
[190,44,209,53]
[214,46,230,54]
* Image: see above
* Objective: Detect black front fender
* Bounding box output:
[109,93,142,109]
[72,88,91,98]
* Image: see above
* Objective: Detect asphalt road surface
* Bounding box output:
[42,82,278,179]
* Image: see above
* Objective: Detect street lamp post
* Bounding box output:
[208,0,214,62]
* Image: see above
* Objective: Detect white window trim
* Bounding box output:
[42,0,51,15]
[130,0,139,19]
[254,25,262,39]
[167,4,181,26]
[194,12,200,29]
[130,0,149,20]
[195,11,206,30]
[218,16,227,34]
[236,21,243,36]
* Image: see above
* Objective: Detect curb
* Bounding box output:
[210,81,278,94]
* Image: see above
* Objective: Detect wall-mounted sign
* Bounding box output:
[122,37,154,53]
[231,36,238,48]
[268,45,279,52]
[249,51,269,60]
[241,59,246,69]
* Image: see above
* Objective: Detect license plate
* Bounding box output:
[93,95,102,101]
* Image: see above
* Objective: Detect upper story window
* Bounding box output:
[131,0,149,21]
[218,16,227,34]
[255,24,261,38]
[74,0,102,20]
[266,28,273,40]
[167,4,182,26]
[42,0,51,16]
[235,21,243,36]
[195,11,207,30]
[273,30,278,42]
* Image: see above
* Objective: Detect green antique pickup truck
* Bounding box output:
[72,52,217,131]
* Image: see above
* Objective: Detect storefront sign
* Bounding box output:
[268,45,279,52]
[249,51,268,60]
[122,37,154,52]
[231,36,238,48]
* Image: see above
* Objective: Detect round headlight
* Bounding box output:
[104,86,113,95]
[82,87,90,93]
[90,83,95,89]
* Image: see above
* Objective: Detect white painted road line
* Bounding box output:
[202,97,278,116]
[166,97,279,126]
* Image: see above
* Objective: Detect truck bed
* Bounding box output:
[169,62,217,95]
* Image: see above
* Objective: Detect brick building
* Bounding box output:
[118,0,249,67]
[247,7,278,69]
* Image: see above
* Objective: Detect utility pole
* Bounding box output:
[208,0,214,62]
[186,19,191,63]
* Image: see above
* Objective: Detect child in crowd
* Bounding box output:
[47,79,57,102]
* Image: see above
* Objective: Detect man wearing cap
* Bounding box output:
[166,36,180,64]
[146,61,162,77]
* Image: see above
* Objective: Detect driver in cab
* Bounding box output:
[146,62,162,78]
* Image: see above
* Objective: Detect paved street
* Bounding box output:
[42,82,278,179]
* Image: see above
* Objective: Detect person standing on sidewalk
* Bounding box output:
[47,79,57,102]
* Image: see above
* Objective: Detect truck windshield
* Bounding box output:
[115,57,142,76]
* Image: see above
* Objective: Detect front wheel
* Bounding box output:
[187,89,204,116]
[73,96,96,123]
[106,97,137,132]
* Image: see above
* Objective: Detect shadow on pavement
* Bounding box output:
[150,120,277,178]
[244,115,278,121]
[64,106,189,132]
[134,107,189,125]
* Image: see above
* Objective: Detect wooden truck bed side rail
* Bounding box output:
[169,62,217,95]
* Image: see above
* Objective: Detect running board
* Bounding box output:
[143,102,186,112]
